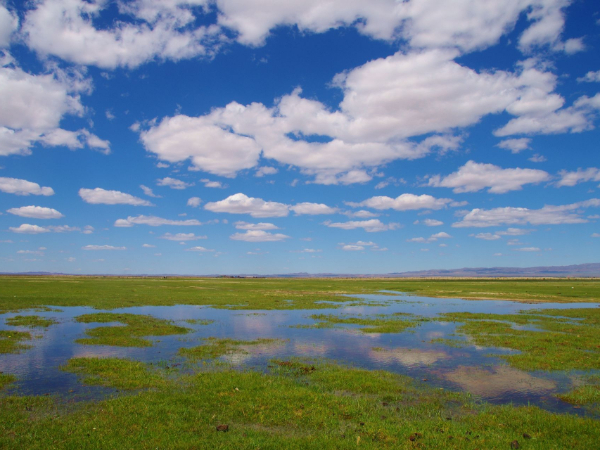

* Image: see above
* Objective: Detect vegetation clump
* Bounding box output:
[179,337,287,360]
[557,375,600,414]
[75,313,190,347]
[438,308,600,370]
[0,373,16,390]
[302,312,427,333]
[0,330,32,354]
[5,315,58,328]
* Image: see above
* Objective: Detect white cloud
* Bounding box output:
[343,210,379,218]
[290,202,338,215]
[140,185,161,198]
[186,246,214,252]
[348,193,452,211]
[528,154,546,163]
[0,5,18,47]
[7,206,64,219]
[430,232,451,239]
[82,225,94,234]
[515,247,541,252]
[187,197,202,207]
[453,199,600,227]
[142,244,155,248]
[200,179,226,188]
[160,233,207,241]
[0,177,54,196]
[156,177,193,189]
[324,219,399,232]
[342,244,364,251]
[114,215,203,227]
[423,219,443,226]
[23,0,215,69]
[427,161,550,194]
[17,250,44,256]
[9,224,50,234]
[496,138,531,153]
[498,228,532,236]
[472,232,501,240]
[234,221,279,231]
[205,193,289,217]
[592,233,600,238]
[578,71,600,83]
[79,188,153,206]
[255,166,278,177]
[556,168,600,187]
[408,231,451,243]
[82,245,126,251]
[230,230,290,242]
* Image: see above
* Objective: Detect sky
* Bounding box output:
[0,0,599,275]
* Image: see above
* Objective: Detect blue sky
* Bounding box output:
[0,0,599,275]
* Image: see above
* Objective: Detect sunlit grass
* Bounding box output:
[179,337,288,360]
[0,330,32,354]
[5,315,58,328]
[75,313,190,347]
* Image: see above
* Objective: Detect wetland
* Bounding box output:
[1,276,599,448]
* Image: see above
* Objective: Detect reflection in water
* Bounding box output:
[370,347,450,367]
[443,365,556,399]
[0,292,598,416]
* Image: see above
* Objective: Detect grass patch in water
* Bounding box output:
[0,373,16,390]
[1,359,600,449]
[61,357,168,390]
[0,330,32,354]
[557,375,600,414]
[179,337,287,360]
[303,313,427,333]
[184,319,214,325]
[75,313,190,347]
[5,315,58,328]
[439,308,600,371]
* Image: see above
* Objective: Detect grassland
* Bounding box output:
[5,315,58,328]
[0,330,32,354]
[2,358,600,449]
[1,276,599,313]
[298,312,428,333]
[179,337,288,360]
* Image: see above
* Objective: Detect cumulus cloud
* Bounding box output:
[0,5,18,47]
[255,166,278,177]
[186,246,214,252]
[82,245,126,251]
[342,244,365,251]
[515,247,541,252]
[471,232,501,240]
[114,215,202,227]
[200,179,226,188]
[423,219,443,226]
[427,161,550,194]
[7,206,63,219]
[9,224,50,234]
[187,197,202,207]
[347,193,452,211]
[234,221,279,230]
[408,231,451,243]
[22,0,217,69]
[496,138,531,153]
[160,233,207,241]
[140,185,161,198]
[0,53,109,156]
[578,71,600,83]
[556,168,600,187]
[230,230,290,242]
[324,219,399,232]
[343,210,379,218]
[79,188,153,206]
[0,177,54,196]
[453,199,600,227]
[156,177,193,189]
[290,202,338,215]
[205,193,289,217]
[142,244,155,248]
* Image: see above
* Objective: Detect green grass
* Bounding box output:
[0,330,32,354]
[0,373,16,390]
[5,315,58,328]
[184,318,215,325]
[439,308,600,370]
[179,337,288,360]
[557,375,600,414]
[61,357,168,390]
[1,359,599,449]
[303,313,427,333]
[1,277,599,313]
[75,313,190,347]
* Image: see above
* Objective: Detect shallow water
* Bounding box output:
[1,292,598,417]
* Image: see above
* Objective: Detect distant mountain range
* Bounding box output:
[2,263,599,278]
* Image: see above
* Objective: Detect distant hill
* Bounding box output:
[1,263,599,278]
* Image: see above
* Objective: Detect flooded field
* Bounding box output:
[2,292,598,416]
[2,278,600,449]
